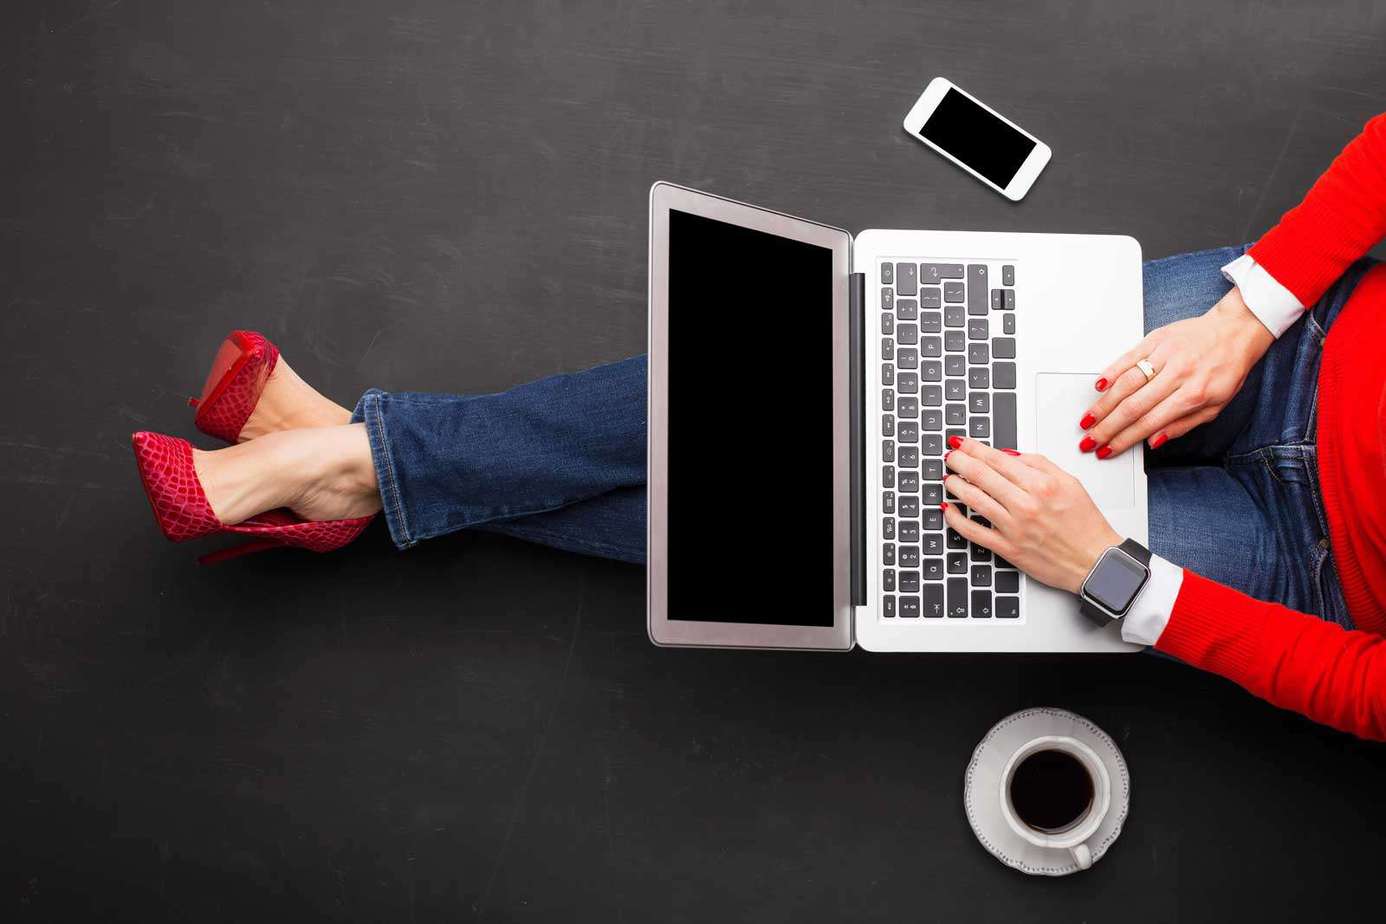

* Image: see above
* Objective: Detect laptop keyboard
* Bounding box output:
[879,260,1023,621]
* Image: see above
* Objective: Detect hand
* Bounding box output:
[1080,286,1275,457]
[941,437,1121,595]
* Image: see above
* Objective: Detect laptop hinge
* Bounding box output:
[848,271,866,606]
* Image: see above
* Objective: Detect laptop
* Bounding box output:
[646,182,1145,653]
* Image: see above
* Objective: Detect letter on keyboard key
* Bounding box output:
[900,570,921,593]
[968,318,988,340]
[921,508,943,529]
[921,311,941,333]
[968,417,990,438]
[968,368,990,388]
[944,281,965,303]
[900,372,920,394]
[921,287,942,307]
[898,323,918,345]
[899,595,921,618]
[944,305,965,328]
[971,590,993,618]
[898,472,920,493]
[947,578,969,617]
[899,521,920,543]
[897,348,918,370]
[993,362,1017,389]
[920,383,939,404]
[895,263,917,296]
[897,298,918,320]
[898,396,919,418]
[994,393,1017,450]
[921,335,940,356]
[923,557,944,580]
[921,434,942,455]
[923,584,945,617]
[922,533,943,555]
[921,360,942,382]
[944,330,965,353]
[945,403,965,426]
[947,552,968,574]
[921,459,943,481]
[921,409,942,431]
[969,392,990,414]
[968,342,989,364]
[899,495,919,517]
[971,564,991,587]
[898,446,919,468]
[899,545,920,567]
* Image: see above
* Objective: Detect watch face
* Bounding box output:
[1085,549,1148,614]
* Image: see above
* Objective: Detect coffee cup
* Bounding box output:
[997,734,1111,870]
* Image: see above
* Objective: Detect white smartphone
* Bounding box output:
[902,78,1051,201]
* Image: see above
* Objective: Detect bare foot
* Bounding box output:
[193,425,383,524]
[236,357,353,442]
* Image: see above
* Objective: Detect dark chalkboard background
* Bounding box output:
[4,1,1385,920]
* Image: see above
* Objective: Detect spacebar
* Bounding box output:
[994,393,1017,450]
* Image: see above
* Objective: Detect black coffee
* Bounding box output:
[1009,748,1094,833]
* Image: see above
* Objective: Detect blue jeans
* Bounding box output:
[353,247,1374,625]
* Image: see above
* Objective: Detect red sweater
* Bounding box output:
[1156,113,1386,740]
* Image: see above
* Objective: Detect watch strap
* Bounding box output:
[1119,538,1151,566]
[1080,538,1151,625]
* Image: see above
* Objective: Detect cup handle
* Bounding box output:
[1069,843,1093,871]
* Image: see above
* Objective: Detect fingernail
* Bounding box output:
[1150,433,1167,449]
[944,449,953,463]
[1096,445,1113,460]
[947,435,964,449]
[1001,448,1020,456]
[939,502,949,511]
[1079,413,1095,430]
[1095,377,1109,392]
[1079,436,1097,453]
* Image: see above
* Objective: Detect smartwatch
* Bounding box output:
[1079,538,1151,626]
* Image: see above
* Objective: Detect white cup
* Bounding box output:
[997,735,1111,870]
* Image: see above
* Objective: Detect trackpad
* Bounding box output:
[1034,373,1135,511]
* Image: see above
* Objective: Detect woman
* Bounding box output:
[132,114,1386,739]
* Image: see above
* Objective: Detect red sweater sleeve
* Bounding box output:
[1156,571,1386,740]
[1248,113,1386,307]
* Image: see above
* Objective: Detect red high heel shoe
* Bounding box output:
[188,330,279,444]
[131,431,373,564]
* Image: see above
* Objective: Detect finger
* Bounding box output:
[1080,364,1159,451]
[1085,366,1181,451]
[1103,388,1204,455]
[1148,405,1220,448]
[943,502,1016,560]
[942,473,1012,527]
[947,435,1044,493]
[1095,332,1158,394]
[944,443,1027,510]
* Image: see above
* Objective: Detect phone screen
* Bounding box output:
[919,88,1037,188]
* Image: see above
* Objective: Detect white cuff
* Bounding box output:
[1220,253,1305,339]
[1120,555,1184,647]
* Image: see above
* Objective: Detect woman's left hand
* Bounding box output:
[941,437,1122,595]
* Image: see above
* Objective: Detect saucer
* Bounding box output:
[964,707,1130,876]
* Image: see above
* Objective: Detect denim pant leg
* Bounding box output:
[1142,247,1375,626]
[351,355,649,563]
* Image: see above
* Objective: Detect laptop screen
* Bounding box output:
[667,209,835,627]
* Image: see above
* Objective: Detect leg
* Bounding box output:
[351,356,648,552]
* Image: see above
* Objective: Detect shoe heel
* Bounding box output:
[191,331,279,443]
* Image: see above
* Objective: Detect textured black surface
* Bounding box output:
[4,1,1386,920]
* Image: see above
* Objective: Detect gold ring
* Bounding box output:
[1136,358,1157,382]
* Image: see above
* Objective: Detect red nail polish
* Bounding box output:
[1096,445,1113,460]
[944,449,953,463]
[947,435,964,450]
[939,502,949,511]
[1079,413,1095,430]
[1001,448,1020,456]
[1150,433,1168,449]
[1079,436,1097,453]
[1095,377,1109,392]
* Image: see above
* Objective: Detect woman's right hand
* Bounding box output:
[1079,286,1275,457]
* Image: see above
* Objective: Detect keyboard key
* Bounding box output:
[968,368,990,388]
[968,318,989,340]
[968,342,990,364]
[882,336,894,357]
[947,552,968,574]
[1004,289,1015,310]
[898,323,918,346]
[882,465,895,489]
[883,542,896,566]
[898,545,921,567]
[947,578,969,617]
[921,360,942,382]
[944,330,965,353]
[899,596,921,618]
[900,570,921,593]
[882,363,894,386]
[882,414,895,437]
[945,379,966,401]
[993,362,1017,389]
[883,490,895,514]
[881,263,894,285]
[945,403,966,426]
[921,335,941,357]
[899,471,920,493]
[996,570,1020,593]
[945,356,966,378]
[882,288,893,311]
[921,508,943,529]
[994,393,1017,450]
[881,312,894,335]
[969,417,990,438]
[971,564,992,587]
[971,590,993,618]
[898,396,919,419]
[938,263,964,278]
[991,288,1003,311]
[898,421,918,443]
[993,337,1016,359]
[897,371,918,393]
[898,446,919,468]
[921,409,942,431]
[923,584,945,617]
[883,568,896,592]
[943,281,965,303]
[921,459,943,481]
[920,434,942,455]
[882,439,895,462]
[882,516,896,540]
[899,495,920,517]
[944,305,965,328]
[882,594,896,617]
[922,557,945,581]
[896,298,918,321]
[921,483,943,505]
[882,388,894,411]
[967,265,988,315]
[1003,314,1015,335]
[946,528,967,550]
[997,596,1020,618]
[896,262,918,296]
[922,533,944,556]
[920,383,939,404]
[921,287,942,308]
[897,348,918,369]
[1002,265,1015,286]
[969,542,991,562]
[920,310,941,333]
[969,392,990,414]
